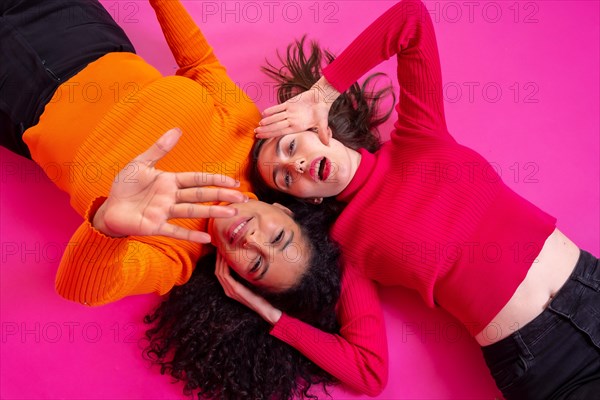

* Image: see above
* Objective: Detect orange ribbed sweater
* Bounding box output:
[23,0,260,305]
[22,1,389,393]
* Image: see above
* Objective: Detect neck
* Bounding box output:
[340,147,362,193]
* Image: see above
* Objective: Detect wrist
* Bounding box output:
[92,201,124,238]
[313,76,340,105]
[265,308,283,325]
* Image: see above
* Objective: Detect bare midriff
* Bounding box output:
[476,228,580,346]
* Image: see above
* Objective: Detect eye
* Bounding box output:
[250,256,262,273]
[271,230,284,244]
[288,139,296,155]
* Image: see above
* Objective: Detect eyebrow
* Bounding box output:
[255,230,295,281]
[271,136,285,190]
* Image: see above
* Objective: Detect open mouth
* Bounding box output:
[228,217,253,244]
[310,157,331,182]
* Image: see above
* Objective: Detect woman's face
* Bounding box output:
[210,200,309,291]
[256,131,356,199]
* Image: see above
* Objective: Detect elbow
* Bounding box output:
[356,360,389,397]
[54,284,90,306]
[54,282,106,307]
[363,385,385,397]
[358,382,385,397]
[363,374,387,397]
[54,267,120,307]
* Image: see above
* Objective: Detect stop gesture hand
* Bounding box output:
[93,128,247,243]
[255,76,339,145]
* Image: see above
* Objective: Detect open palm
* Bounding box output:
[94,128,247,243]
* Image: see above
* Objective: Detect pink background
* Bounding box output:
[1,1,598,399]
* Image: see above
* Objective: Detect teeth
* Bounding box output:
[231,220,248,243]
[318,158,326,180]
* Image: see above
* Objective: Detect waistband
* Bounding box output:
[481,249,599,362]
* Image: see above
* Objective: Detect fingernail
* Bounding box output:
[234,180,241,187]
[163,133,177,147]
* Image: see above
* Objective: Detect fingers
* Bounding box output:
[134,128,182,167]
[254,119,297,139]
[318,123,331,146]
[258,119,290,134]
[255,129,285,139]
[215,253,229,283]
[255,120,292,137]
[256,126,303,139]
[158,222,212,243]
[175,172,240,189]
[169,204,238,219]
[262,103,287,117]
[215,254,237,298]
[259,112,287,127]
[175,187,248,204]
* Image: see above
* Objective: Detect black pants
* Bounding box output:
[481,250,600,399]
[0,0,135,158]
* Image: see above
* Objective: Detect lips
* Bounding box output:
[309,157,331,182]
[227,217,253,244]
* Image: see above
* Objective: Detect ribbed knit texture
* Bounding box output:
[324,0,556,331]
[271,264,388,396]
[24,2,389,394]
[24,0,260,305]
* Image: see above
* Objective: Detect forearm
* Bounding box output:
[269,266,388,396]
[149,0,218,70]
[323,0,430,92]
[324,0,448,136]
[271,313,387,396]
[56,198,198,305]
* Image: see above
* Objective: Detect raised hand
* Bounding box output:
[215,252,282,325]
[255,76,340,145]
[93,128,247,243]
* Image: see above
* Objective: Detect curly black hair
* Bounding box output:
[249,35,396,209]
[144,201,342,400]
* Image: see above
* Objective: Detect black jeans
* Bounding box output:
[0,0,135,158]
[481,250,600,399]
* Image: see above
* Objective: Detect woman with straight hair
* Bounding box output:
[248,0,600,398]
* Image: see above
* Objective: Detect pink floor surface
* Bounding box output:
[1,1,599,399]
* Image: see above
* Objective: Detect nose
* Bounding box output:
[242,228,262,250]
[289,157,306,174]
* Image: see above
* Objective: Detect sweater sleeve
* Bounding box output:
[149,0,255,115]
[150,0,220,73]
[55,197,201,305]
[270,263,388,396]
[323,0,450,138]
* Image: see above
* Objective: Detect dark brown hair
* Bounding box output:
[250,36,396,209]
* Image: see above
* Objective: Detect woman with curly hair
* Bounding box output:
[249,0,599,398]
[144,201,344,400]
